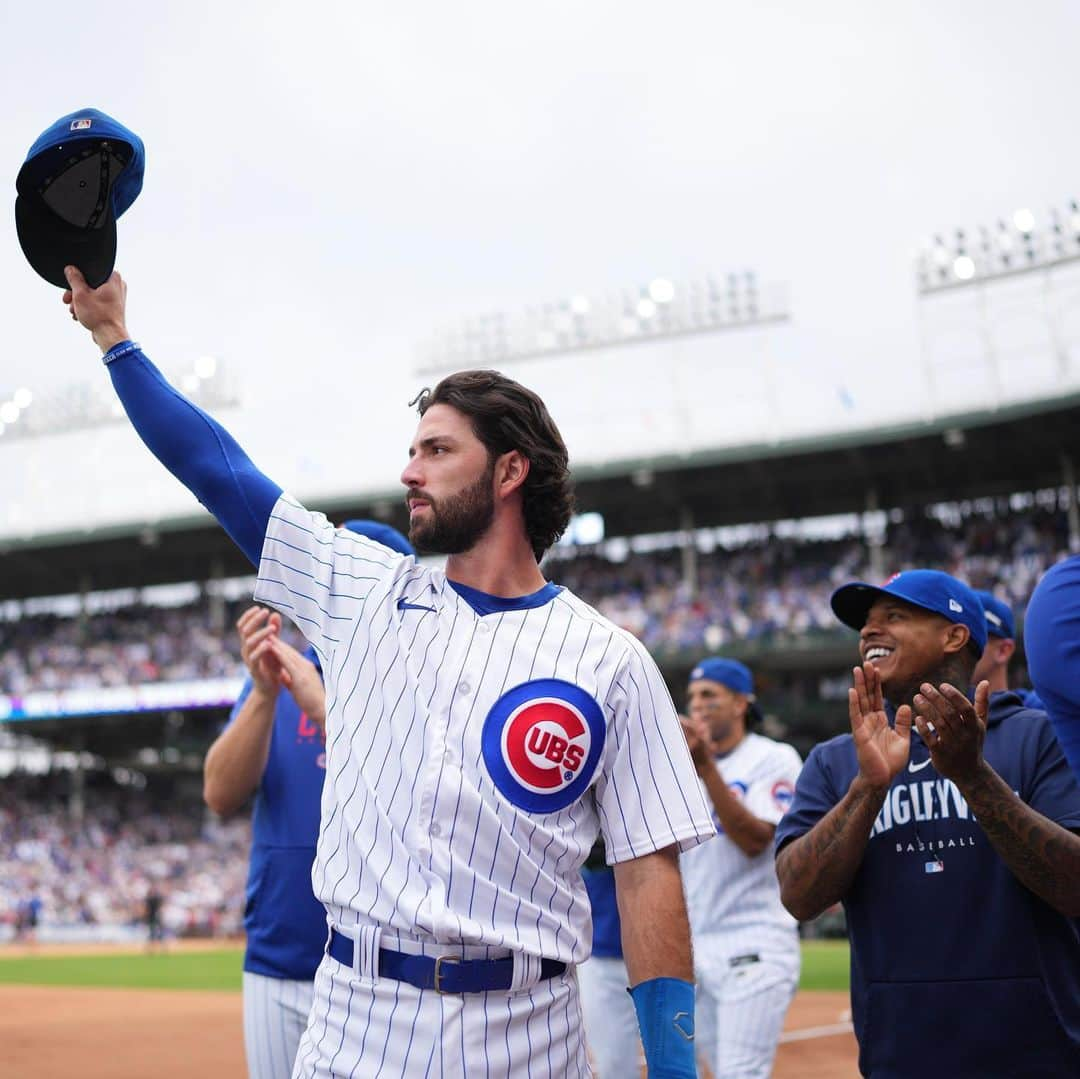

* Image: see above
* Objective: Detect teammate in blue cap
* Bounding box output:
[971,589,1043,707]
[580,657,801,1078]
[775,569,1080,1077]
[1025,555,1080,780]
[678,658,801,1079]
[204,520,413,1079]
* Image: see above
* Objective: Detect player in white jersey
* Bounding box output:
[63,266,717,1079]
[679,658,802,1079]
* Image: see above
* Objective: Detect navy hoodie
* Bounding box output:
[776,692,1080,1078]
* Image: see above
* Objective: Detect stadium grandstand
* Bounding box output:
[3,245,1080,944]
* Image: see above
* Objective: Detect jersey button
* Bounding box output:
[459,682,471,695]
[477,622,490,634]
[430,823,442,838]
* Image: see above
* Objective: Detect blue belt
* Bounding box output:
[328,929,566,994]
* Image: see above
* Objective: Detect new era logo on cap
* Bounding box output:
[15,107,145,289]
[948,598,963,613]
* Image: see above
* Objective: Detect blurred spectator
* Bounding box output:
[0,772,248,939]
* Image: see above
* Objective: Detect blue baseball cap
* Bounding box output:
[342,519,414,557]
[689,657,762,723]
[15,108,144,288]
[831,569,987,656]
[975,590,1016,640]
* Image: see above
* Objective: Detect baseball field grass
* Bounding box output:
[0,946,243,990]
[0,939,851,993]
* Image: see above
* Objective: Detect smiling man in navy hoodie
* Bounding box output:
[775,570,1080,1078]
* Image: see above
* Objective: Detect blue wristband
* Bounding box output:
[103,339,141,365]
[629,977,696,1078]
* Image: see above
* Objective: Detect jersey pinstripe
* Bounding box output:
[681,732,802,1079]
[253,493,715,967]
[680,732,801,954]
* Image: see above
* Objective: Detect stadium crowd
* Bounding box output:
[555,504,1067,654]
[0,599,247,695]
[0,503,1068,691]
[0,772,247,939]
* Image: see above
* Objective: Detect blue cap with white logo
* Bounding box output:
[15,108,145,288]
[975,590,1016,640]
[689,658,762,723]
[342,519,414,557]
[831,569,987,656]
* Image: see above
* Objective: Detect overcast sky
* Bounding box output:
[2,1,1080,539]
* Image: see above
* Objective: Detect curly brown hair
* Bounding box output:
[413,370,575,561]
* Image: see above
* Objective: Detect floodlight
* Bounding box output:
[953,255,975,280]
[648,278,675,304]
[1013,208,1035,234]
[195,355,218,379]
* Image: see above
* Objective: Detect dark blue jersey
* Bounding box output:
[776,692,1080,1078]
[231,648,327,980]
[581,865,623,959]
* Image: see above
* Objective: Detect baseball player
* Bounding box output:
[678,658,802,1079]
[775,569,1080,1077]
[63,267,716,1078]
[203,519,413,1079]
[1025,555,1080,780]
[970,589,1042,707]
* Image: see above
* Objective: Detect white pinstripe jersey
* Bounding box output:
[680,733,802,956]
[253,494,715,965]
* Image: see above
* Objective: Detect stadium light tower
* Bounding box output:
[415,272,791,375]
[916,199,1080,293]
[0,357,236,442]
[914,197,1080,414]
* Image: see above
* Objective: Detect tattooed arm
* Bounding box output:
[776,778,887,921]
[914,682,1080,917]
[777,663,910,921]
[956,763,1080,916]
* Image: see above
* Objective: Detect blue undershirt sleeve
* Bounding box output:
[103,341,282,565]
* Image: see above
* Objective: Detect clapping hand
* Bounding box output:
[237,605,283,696]
[849,662,912,790]
[912,681,990,785]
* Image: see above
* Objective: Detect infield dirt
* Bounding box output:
[0,982,856,1077]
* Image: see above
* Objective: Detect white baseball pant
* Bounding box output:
[695,947,799,1079]
[243,971,316,1079]
[291,929,591,1078]
[576,955,641,1078]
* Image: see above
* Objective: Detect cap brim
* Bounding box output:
[15,193,117,289]
[830,582,890,632]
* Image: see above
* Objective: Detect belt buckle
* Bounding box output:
[433,954,461,995]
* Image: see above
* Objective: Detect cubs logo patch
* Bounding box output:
[771,779,795,814]
[482,678,605,813]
